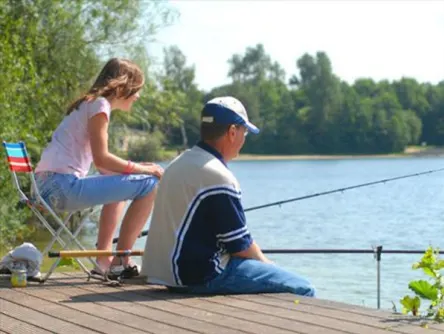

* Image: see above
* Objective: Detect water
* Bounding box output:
[226,157,444,311]
[23,156,444,311]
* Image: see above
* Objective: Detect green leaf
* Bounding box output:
[435,260,444,270]
[400,295,421,316]
[423,267,437,278]
[436,308,444,321]
[409,280,438,300]
[57,257,80,269]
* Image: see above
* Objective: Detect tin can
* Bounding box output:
[11,269,27,288]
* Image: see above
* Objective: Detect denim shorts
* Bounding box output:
[35,171,158,212]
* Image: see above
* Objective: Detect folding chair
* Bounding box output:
[2,141,100,282]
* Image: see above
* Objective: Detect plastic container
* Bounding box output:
[11,269,27,288]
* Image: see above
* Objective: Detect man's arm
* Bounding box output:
[232,240,273,263]
[207,190,273,263]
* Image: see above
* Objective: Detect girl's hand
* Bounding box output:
[139,162,156,167]
[139,163,164,179]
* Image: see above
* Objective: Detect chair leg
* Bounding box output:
[29,207,92,282]
[41,212,74,256]
[42,211,100,283]
[47,209,97,255]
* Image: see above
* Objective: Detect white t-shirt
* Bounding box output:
[35,97,111,178]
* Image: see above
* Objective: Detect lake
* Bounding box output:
[229,156,444,311]
[17,156,444,311]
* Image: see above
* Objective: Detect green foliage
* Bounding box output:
[400,296,421,316]
[0,0,176,247]
[127,131,166,162]
[400,247,444,322]
[1,1,444,246]
[214,44,442,155]
[57,257,81,270]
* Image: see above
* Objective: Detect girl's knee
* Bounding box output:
[138,177,158,199]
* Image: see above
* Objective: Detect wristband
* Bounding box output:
[123,160,136,174]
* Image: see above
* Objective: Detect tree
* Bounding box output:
[292,52,342,153]
[0,0,176,247]
[228,44,285,83]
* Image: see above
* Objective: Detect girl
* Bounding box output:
[35,58,163,279]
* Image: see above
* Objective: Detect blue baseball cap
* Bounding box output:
[201,96,260,134]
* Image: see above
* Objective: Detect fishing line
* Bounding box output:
[244,166,444,212]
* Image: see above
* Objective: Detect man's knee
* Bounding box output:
[288,282,316,297]
[302,284,316,297]
[284,274,316,297]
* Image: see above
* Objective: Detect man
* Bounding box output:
[141,96,315,296]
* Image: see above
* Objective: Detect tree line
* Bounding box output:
[164,44,444,155]
[1,0,443,247]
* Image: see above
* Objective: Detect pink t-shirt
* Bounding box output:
[35,97,111,178]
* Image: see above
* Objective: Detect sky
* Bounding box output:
[147,0,444,91]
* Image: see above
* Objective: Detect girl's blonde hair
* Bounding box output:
[66,58,144,115]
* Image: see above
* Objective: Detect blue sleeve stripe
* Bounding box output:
[219,230,250,243]
[216,226,247,239]
[171,185,242,285]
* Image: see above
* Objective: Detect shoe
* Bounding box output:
[107,263,140,281]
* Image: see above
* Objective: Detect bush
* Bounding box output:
[127,130,166,162]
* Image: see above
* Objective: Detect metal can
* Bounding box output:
[11,269,27,288]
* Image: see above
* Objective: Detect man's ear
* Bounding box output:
[227,125,237,142]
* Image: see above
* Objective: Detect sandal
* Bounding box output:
[107,263,140,281]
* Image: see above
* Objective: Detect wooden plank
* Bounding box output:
[21,284,196,334]
[62,273,369,334]
[0,313,52,334]
[57,274,267,334]
[265,293,444,332]
[179,293,418,334]
[63,272,428,334]
[267,293,401,316]
[12,272,442,334]
[1,288,149,334]
[88,281,303,334]
[231,294,440,334]
[0,298,96,333]
[118,282,346,334]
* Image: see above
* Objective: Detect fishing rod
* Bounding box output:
[111,166,444,244]
[244,166,444,212]
[48,248,441,258]
[48,250,144,258]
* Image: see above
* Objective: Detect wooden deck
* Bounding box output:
[1,272,443,334]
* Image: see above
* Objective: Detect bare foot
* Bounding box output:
[95,256,113,272]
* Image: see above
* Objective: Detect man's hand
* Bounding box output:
[232,241,271,263]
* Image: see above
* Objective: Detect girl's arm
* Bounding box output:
[88,113,163,177]
[96,166,118,175]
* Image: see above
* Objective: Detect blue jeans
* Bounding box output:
[170,257,316,296]
[35,171,158,212]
